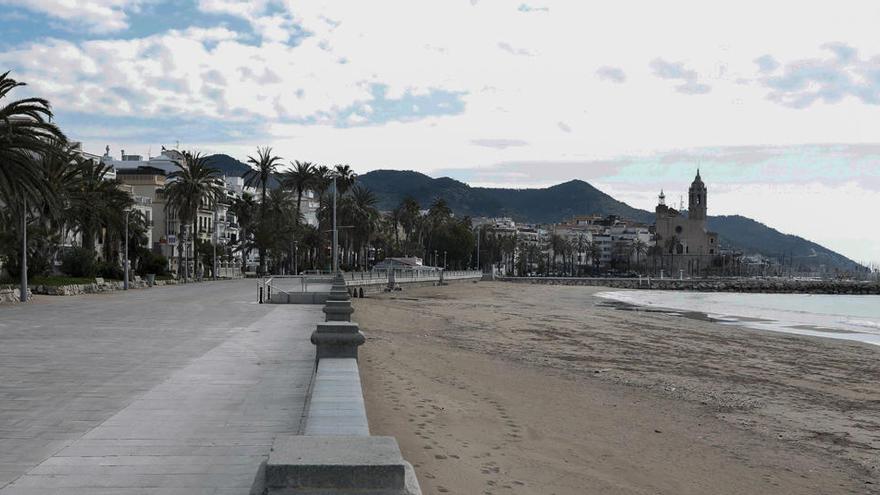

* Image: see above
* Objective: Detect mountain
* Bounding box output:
[359,171,653,224]
[206,154,281,188]
[707,215,858,271]
[206,154,253,177]
[358,169,861,271]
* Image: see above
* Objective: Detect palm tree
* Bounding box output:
[633,238,648,274]
[162,151,223,280]
[67,158,134,254]
[332,164,356,195]
[281,160,315,225]
[348,185,379,269]
[244,147,282,274]
[549,233,565,274]
[663,234,680,276]
[0,72,65,203]
[263,188,299,273]
[0,72,66,299]
[312,165,332,199]
[587,241,601,274]
[399,196,420,244]
[230,193,257,269]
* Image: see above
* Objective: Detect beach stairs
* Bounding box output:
[258,272,422,495]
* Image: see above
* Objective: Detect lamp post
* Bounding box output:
[20,198,27,302]
[212,207,218,281]
[476,227,480,271]
[434,249,438,268]
[332,176,338,274]
[123,208,130,290]
[444,250,447,270]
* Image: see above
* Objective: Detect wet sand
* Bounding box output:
[354,282,880,495]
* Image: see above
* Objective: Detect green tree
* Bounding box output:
[332,164,356,195]
[67,158,133,254]
[0,72,66,295]
[162,151,223,280]
[347,184,379,269]
[230,193,257,269]
[244,146,283,274]
[281,160,316,227]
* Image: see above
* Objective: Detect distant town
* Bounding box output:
[4,142,860,287]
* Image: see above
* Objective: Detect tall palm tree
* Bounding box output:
[587,241,601,274]
[348,185,379,269]
[230,193,257,269]
[0,72,65,203]
[244,147,282,275]
[263,188,299,273]
[313,165,332,199]
[67,158,133,254]
[332,164,356,195]
[399,196,420,244]
[162,151,223,280]
[0,72,66,299]
[633,238,648,274]
[281,160,316,224]
[549,233,565,274]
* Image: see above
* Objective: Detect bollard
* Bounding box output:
[259,286,264,304]
[268,285,272,301]
[359,287,364,298]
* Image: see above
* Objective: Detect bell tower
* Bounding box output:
[688,169,707,222]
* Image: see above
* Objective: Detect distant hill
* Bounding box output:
[206,154,281,188]
[206,154,252,177]
[707,215,857,271]
[359,170,652,223]
[358,169,861,271]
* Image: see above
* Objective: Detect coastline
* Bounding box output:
[355,281,880,494]
[499,276,880,295]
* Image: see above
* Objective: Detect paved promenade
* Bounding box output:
[0,279,319,494]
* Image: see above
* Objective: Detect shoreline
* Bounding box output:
[500,275,880,295]
[355,281,880,494]
[596,289,880,346]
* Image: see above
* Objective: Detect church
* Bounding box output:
[653,171,719,275]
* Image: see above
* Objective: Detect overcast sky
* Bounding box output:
[1,1,879,265]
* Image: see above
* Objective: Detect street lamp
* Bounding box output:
[212,207,218,281]
[123,208,131,290]
[332,176,338,274]
[444,250,447,270]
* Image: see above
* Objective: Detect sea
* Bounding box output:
[597,290,880,346]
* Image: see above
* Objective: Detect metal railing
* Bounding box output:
[258,270,483,302]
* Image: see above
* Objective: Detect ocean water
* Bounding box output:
[597,290,880,346]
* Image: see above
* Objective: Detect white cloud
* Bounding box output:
[596,66,626,83]
[0,0,139,33]
[5,0,880,264]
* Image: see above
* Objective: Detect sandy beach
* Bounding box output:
[354,281,880,495]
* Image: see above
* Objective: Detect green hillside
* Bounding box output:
[358,169,860,271]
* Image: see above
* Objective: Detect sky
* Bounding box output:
[1,0,879,266]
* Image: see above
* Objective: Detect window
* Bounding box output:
[675,225,683,234]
